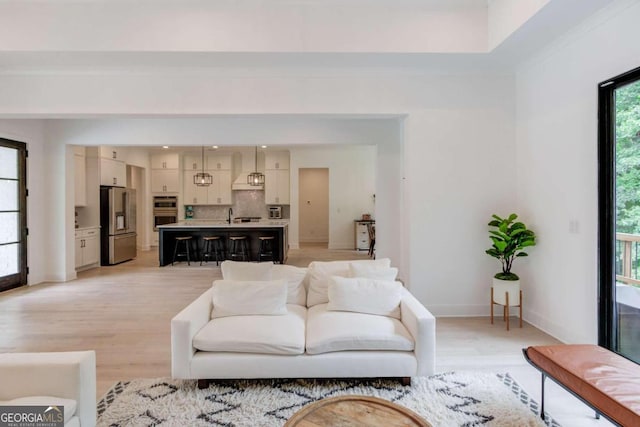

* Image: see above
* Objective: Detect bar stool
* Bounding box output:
[228,235,250,261]
[200,236,224,266]
[172,236,193,265]
[258,236,277,263]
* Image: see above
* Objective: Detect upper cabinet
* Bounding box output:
[183,152,231,171]
[265,151,290,170]
[265,151,290,205]
[98,145,126,187]
[265,169,290,205]
[183,153,204,171]
[152,152,180,170]
[151,153,180,193]
[98,146,123,161]
[207,153,232,170]
[182,153,233,205]
[182,170,208,205]
[208,170,232,205]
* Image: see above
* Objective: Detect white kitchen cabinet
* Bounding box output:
[151,169,179,193]
[207,153,232,170]
[152,152,180,170]
[183,169,232,205]
[75,227,100,270]
[152,153,180,193]
[265,169,290,205]
[265,151,290,170]
[183,170,208,205]
[74,153,87,206]
[183,153,204,171]
[98,146,123,161]
[100,158,126,187]
[207,170,232,205]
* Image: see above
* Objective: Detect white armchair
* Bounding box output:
[0,350,96,427]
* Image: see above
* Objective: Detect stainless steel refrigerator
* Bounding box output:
[100,186,137,265]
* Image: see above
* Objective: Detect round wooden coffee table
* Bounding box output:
[284,395,431,427]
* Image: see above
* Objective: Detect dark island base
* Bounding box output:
[159,226,288,266]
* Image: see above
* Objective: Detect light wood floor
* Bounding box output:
[0,247,611,426]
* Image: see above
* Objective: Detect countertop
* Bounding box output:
[157,220,289,229]
[75,225,101,231]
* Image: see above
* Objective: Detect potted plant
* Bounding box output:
[486,213,536,306]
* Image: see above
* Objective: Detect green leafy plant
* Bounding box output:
[486,213,536,281]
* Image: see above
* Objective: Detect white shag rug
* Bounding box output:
[97,372,560,427]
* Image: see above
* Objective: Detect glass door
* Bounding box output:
[0,138,27,292]
[599,66,640,362]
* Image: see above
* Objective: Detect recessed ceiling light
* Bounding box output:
[162,146,169,149]
[261,145,268,148]
[212,145,219,149]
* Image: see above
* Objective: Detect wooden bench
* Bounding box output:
[523,344,640,426]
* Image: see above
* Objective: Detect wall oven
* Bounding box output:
[153,196,178,231]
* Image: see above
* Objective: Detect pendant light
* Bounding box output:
[193,146,212,186]
[247,146,265,186]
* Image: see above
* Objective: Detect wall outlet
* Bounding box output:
[569,220,580,234]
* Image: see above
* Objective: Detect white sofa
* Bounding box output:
[171,259,435,385]
[0,350,96,427]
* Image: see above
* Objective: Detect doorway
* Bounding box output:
[598,65,640,362]
[298,168,329,247]
[0,138,27,292]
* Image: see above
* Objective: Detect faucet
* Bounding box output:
[228,207,233,224]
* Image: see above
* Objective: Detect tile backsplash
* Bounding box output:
[190,190,289,219]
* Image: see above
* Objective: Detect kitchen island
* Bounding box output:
[157,220,289,266]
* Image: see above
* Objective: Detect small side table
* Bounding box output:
[490,287,522,331]
[285,395,431,427]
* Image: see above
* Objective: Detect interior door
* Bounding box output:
[0,138,27,292]
[298,168,329,244]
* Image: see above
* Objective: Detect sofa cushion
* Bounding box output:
[349,264,398,281]
[328,276,402,319]
[221,260,273,281]
[0,396,77,424]
[271,264,307,306]
[306,258,392,307]
[211,280,288,319]
[194,304,306,355]
[305,304,414,354]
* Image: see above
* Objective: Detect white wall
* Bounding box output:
[0,69,515,317]
[515,0,640,343]
[290,146,376,249]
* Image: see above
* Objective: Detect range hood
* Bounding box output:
[231,149,264,191]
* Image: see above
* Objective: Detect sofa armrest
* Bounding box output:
[171,288,213,378]
[0,350,96,427]
[400,289,436,376]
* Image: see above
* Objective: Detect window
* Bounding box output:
[598,66,640,362]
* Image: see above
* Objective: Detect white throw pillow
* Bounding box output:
[306,258,391,307]
[349,263,398,281]
[0,396,77,423]
[327,276,402,319]
[220,261,273,281]
[211,279,288,318]
[271,264,307,306]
